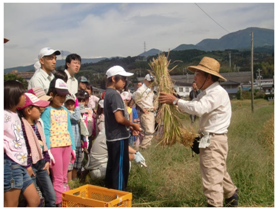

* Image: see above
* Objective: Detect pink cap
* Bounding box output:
[17,93,50,110]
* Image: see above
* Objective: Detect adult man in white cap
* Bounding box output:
[133,73,156,149]
[159,57,238,207]
[28,47,61,93]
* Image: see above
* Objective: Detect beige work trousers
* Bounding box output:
[140,112,155,149]
[199,134,237,207]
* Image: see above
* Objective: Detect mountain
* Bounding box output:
[196,27,274,51]
[4,57,107,74]
[172,44,204,51]
[139,48,161,57]
[5,27,273,73]
[172,27,274,52]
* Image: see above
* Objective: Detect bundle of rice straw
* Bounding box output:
[149,53,197,146]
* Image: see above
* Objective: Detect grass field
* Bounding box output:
[69,99,274,207]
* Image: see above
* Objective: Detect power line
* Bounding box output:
[195,3,229,33]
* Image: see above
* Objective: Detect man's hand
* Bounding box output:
[159,92,177,105]
[143,109,149,114]
[26,166,35,177]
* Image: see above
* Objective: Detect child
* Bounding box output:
[96,99,105,132]
[64,94,86,181]
[121,91,133,146]
[27,87,53,130]
[4,80,40,207]
[18,93,56,207]
[54,69,68,82]
[83,99,145,181]
[41,78,76,207]
[104,65,141,191]
[129,98,141,150]
[76,90,94,152]
[86,83,100,113]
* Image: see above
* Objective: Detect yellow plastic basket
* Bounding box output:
[62,184,132,207]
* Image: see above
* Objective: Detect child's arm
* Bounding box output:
[129,110,133,123]
[114,110,141,131]
[69,106,81,123]
[66,108,76,151]
[41,107,51,149]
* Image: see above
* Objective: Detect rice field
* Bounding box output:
[70,98,274,207]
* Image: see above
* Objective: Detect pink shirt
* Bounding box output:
[88,95,99,110]
[4,110,28,166]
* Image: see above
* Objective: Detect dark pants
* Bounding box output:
[105,139,129,191]
[32,159,56,207]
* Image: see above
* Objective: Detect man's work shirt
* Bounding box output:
[134,83,154,110]
[65,69,78,95]
[178,82,231,134]
[28,68,54,94]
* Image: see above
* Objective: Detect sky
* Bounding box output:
[2,1,275,69]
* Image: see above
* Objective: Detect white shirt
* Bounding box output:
[28,68,54,94]
[64,69,78,95]
[178,82,231,134]
[134,83,154,109]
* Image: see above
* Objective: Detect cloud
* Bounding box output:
[3,3,274,69]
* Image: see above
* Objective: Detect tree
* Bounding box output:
[4,74,28,89]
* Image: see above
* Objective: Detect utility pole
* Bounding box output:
[144,42,146,53]
[251,32,254,113]
[229,51,231,70]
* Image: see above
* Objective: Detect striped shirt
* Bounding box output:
[21,122,50,168]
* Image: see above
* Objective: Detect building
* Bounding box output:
[8,70,34,82]
[220,80,241,99]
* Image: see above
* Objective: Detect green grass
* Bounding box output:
[69,99,274,207]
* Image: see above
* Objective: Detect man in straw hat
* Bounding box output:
[159,57,238,207]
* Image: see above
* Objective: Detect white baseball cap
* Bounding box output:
[49,78,70,96]
[98,99,104,108]
[144,74,155,82]
[38,47,61,59]
[106,65,133,78]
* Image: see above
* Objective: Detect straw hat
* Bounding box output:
[187,57,227,81]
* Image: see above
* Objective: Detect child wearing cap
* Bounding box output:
[27,86,53,131]
[76,89,94,153]
[128,97,141,150]
[121,91,134,147]
[104,65,141,191]
[82,98,145,182]
[96,99,105,132]
[18,93,56,207]
[64,94,87,181]
[4,81,40,207]
[41,78,76,207]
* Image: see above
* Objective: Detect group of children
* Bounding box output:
[4,65,144,207]
[4,77,102,207]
